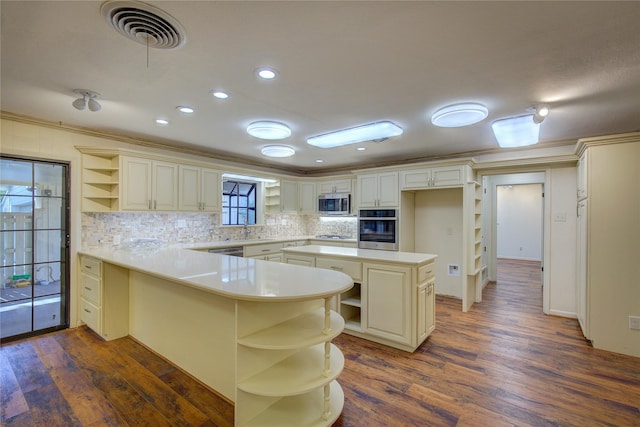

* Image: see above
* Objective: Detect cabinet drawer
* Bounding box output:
[316,257,362,281]
[244,242,284,257]
[80,298,101,333]
[282,240,307,248]
[418,262,435,282]
[80,256,102,276]
[80,273,101,305]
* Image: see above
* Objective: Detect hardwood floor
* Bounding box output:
[2,259,639,426]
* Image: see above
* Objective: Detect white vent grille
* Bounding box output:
[101,1,186,49]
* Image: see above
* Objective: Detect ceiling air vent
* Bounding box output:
[101,1,186,49]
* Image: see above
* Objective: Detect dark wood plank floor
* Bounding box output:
[2,259,639,426]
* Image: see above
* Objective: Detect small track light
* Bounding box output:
[72,89,101,112]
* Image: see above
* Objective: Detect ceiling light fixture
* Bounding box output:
[307,121,403,149]
[247,121,291,140]
[261,145,295,158]
[211,90,229,99]
[177,106,194,114]
[533,105,550,124]
[72,89,101,112]
[491,114,540,148]
[431,103,488,127]
[315,159,324,163]
[257,68,277,79]
[155,118,169,126]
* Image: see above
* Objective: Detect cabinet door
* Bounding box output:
[333,179,352,193]
[299,182,317,214]
[432,166,463,187]
[400,169,432,189]
[318,181,336,194]
[364,263,411,345]
[377,172,398,207]
[284,254,316,267]
[280,180,299,213]
[179,165,201,211]
[153,161,178,211]
[418,282,428,342]
[577,151,588,200]
[357,174,379,208]
[576,200,588,338]
[121,157,152,210]
[200,167,220,212]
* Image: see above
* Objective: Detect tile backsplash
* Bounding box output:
[81,212,357,249]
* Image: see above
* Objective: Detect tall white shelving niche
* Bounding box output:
[236,298,346,426]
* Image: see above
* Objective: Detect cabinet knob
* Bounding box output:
[84,286,92,291]
[84,308,91,313]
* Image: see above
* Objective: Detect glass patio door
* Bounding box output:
[0,156,69,341]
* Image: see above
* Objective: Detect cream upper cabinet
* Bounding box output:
[279,180,299,213]
[318,179,352,194]
[178,164,220,212]
[400,165,465,190]
[121,156,178,211]
[298,181,317,214]
[357,171,398,208]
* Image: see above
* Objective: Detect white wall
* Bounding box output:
[547,167,577,318]
[413,188,463,298]
[496,184,542,261]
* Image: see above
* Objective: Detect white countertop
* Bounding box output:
[184,235,356,250]
[282,245,437,265]
[80,247,353,302]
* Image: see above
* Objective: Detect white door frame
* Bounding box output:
[479,170,550,314]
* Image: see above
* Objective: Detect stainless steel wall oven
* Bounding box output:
[358,209,398,251]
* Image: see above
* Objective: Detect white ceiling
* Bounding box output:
[2,1,639,175]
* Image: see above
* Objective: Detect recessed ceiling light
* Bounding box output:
[307,121,403,149]
[315,159,324,163]
[431,103,488,127]
[356,147,366,151]
[177,106,194,114]
[155,118,169,125]
[257,68,277,79]
[491,114,540,148]
[261,145,295,158]
[247,121,291,140]
[211,90,229,99]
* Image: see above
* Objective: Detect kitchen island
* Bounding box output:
[78,247,353,427]
[282,245,438,352]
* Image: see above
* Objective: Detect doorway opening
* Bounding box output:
[483,172,547,313]
[0,155,70,342]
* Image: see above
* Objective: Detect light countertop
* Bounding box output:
[80,247,353,302]
[282,245,437,265]
[184,236,356,251]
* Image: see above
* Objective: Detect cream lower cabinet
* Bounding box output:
[244,242,285,262]
[363,263,412,346]
[285,249,437,352]
[236,298,345,426]
[79,255,129,340]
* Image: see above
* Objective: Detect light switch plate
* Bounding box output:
[629,316,640,330]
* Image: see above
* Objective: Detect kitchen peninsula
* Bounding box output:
[78,247,353,427]
[282,245,437,352]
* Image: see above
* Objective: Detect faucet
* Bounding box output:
[243,220,249,240]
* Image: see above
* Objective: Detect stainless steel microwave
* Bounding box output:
[318,193,351,215]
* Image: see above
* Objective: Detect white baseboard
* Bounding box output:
[549,309,577,319]
[497,256,542,262]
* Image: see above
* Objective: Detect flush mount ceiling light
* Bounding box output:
[72,89,101,112]
[307,121,403,149]
[261,145,295,158]
[247,121,291,140]
[155,118,169,125]
[491,114,540,148]
[431,103,488,127]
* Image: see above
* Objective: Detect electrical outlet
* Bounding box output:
[113,235,121,245]
[176,219,187,228]
[448,264,460,277]
[629,316,640,331]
